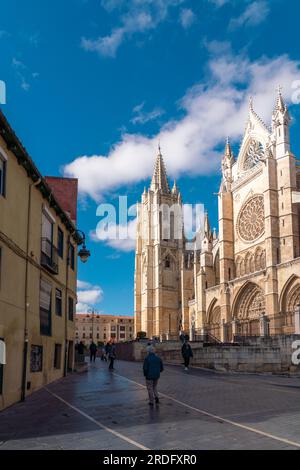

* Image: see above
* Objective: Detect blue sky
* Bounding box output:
[1,0,300,316]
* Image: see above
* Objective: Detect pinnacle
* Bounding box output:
[172,179,178,194]
[150,145,171,194]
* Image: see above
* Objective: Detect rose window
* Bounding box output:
[237,195,265,242]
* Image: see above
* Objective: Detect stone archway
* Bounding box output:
[207,300,221,341]
[281,276,300,334]
[233,282,265,337]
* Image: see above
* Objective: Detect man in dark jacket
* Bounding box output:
[106,340,116,370]
[143,346,164,406]
[181,340,193,370]
[89,342,97,362]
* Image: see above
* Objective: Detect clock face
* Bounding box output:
[237,195,265,242]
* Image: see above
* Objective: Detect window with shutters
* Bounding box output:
[40,279,52,336]
[57,227,64,259]
[55,289,62,316]
[68,297,74,321]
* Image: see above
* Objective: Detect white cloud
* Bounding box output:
[77,280,93,289]
[180,8,196,28]
[131,102,165,125]
[81,0,185,57]
[64,46,300,202]
[229,1,270,30]
[77,280,104,312]
[90,217,137,252]
[76,302,91,313]
[78,288,103,304]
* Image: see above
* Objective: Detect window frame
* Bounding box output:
[68,296,74,322]
[69,243,75,270]
[39,279,52,336]
[57,227,64,259]
[55,288,62,317]
[0,152,7,198]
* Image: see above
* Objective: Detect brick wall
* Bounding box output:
[45,177,78,223]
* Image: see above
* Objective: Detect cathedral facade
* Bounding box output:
[134,93,300,342]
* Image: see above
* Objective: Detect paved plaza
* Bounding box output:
[1,360,300,450]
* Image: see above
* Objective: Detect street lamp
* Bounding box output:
[75,230,91,263]
[88,308,98,344]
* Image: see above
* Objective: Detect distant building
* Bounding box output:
[0,109,81,411]
[75,314,134,345]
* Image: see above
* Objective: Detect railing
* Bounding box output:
[41,237,59,274]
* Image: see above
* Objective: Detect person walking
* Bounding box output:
[89,342,97,362]
[107,341,116,370]
[179,330,185,344]
[143,345,164,407]
[181,340,193,371]
[78,341,85,355]
[101,345,107,362]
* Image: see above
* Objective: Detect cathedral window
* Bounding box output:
[165,255,171,269]
[237,195,265,242]
[243,139,264,171]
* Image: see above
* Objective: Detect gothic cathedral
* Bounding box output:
[134,92,300,341]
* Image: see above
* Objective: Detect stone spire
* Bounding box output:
[172,179,178,195]
[150,144,171,194]
[221,138,234,192]
[272,87,291,156]
[272,86,291,121]
[204,211,212,240]
[224,137,234,163]
[201,211,213,252]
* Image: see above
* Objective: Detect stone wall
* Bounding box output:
[116,335,300,374]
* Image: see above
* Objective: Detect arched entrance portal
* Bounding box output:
[233,282,265,337]
[281,277,300,334]
[207,301,221,341]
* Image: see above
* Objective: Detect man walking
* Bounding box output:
[89,341,97,362]
[143,345,164,407]
[179,330,185,344]
[181,340,193,371]
[107,340,116,370]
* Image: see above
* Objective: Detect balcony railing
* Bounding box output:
[41,238,59,274]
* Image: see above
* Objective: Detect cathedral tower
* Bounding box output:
[134,147,183,339]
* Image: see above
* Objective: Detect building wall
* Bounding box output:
[75,314,134,345]
[0,121,78,411]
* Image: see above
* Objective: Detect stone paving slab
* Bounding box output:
[0,360,300,450]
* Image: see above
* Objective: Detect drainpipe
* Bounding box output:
[21,178,41,402]
[64,235,70,377]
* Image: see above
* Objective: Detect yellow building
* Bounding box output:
[0,110,85,411]
[76,314,134,345]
